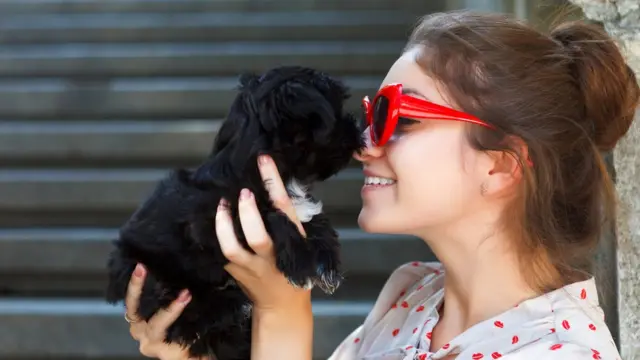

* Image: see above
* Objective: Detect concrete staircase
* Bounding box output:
[0,1,440,359]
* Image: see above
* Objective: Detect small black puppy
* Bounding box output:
[105,66,365,360]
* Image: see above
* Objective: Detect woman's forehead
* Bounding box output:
[379,49,453,108]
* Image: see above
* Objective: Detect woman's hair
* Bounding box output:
[405,10,639,293]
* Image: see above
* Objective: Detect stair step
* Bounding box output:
[0,227,424,275]
[0,41,402,77]
[0,120,219,166]
[0,11,415,43]
[0,76,378,119]
[0,298,371,359]
[0,168,364,218]
[0,0,423,14]
[0,227,429,296]
[0,120,365,168]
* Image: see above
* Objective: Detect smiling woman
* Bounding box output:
[344,10,636,360]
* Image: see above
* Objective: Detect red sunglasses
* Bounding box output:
[362,83,495,147]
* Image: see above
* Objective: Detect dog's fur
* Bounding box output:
[105,66,365,360]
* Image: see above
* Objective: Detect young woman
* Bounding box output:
[121,10,638,360]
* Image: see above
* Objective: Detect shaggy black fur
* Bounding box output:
[105,66,365,360]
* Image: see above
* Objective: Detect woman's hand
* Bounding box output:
[215,154,314,360]
[124,264,204,360]
[215,154,311,312]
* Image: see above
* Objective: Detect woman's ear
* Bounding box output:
[483,136,529,197]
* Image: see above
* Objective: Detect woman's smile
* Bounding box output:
[361,169,397,196]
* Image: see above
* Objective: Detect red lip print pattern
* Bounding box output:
[416,305,425,312]
[426,332,432,340]
[354,338,360,343]
[472,353,484,360]
[494,321,504,328]
[392,328,400,337]
[562,320,570,330]
[442,343,450,350]
[412,327,418,334]
[491,352,502,359]
[550,344,563,351]
[401,301,409,308]
[589,324,597,331]
[511,335,519,344]
[592,349,601,359]
[581,289,587,299]
[418,354,427,360]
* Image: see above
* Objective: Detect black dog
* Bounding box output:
[105,66,365,360]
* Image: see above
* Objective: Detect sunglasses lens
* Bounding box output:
[373,95,389,144]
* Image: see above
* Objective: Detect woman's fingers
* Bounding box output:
[146,289,192,341]
[124,264,146,322]
[123,269,196,360]
[238,188,273,258]
[257,155,305,236]
[216,199,254,266]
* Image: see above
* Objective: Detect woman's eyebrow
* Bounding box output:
[402,87,430,101]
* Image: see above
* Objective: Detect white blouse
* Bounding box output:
[328,261,621,360]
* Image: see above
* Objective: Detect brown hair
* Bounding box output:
[405,10,639,293]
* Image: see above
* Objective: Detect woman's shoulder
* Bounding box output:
[500,277,621,360]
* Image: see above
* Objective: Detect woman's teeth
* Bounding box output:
[364,176,396,186]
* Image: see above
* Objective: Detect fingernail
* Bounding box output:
[240,188,253,200]
[217,198,227,212]
[178,289,191,304]
[258,155,270,165]
[133,264,145,278]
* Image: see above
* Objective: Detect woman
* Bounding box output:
[122,10,638,360]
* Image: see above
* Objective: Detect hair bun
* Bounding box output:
[550,21,639,152]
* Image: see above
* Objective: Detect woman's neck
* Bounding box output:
[440,248,538,330]
[419,221,540,343]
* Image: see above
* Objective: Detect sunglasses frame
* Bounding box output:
[362,83,495,147]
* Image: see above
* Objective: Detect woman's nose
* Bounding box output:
[353,127,385,162]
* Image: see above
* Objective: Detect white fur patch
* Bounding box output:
[241,303,253,319]
[286,178,323,223]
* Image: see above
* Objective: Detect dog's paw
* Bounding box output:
[313,263,343,295]
[268,212,318,289]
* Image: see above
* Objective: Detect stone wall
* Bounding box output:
[569,1,640,359]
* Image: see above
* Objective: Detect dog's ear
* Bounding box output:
[209,82,268,173]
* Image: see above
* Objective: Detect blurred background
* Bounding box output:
[0,1,623,359]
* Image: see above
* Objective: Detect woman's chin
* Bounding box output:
[357,206,397,234]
